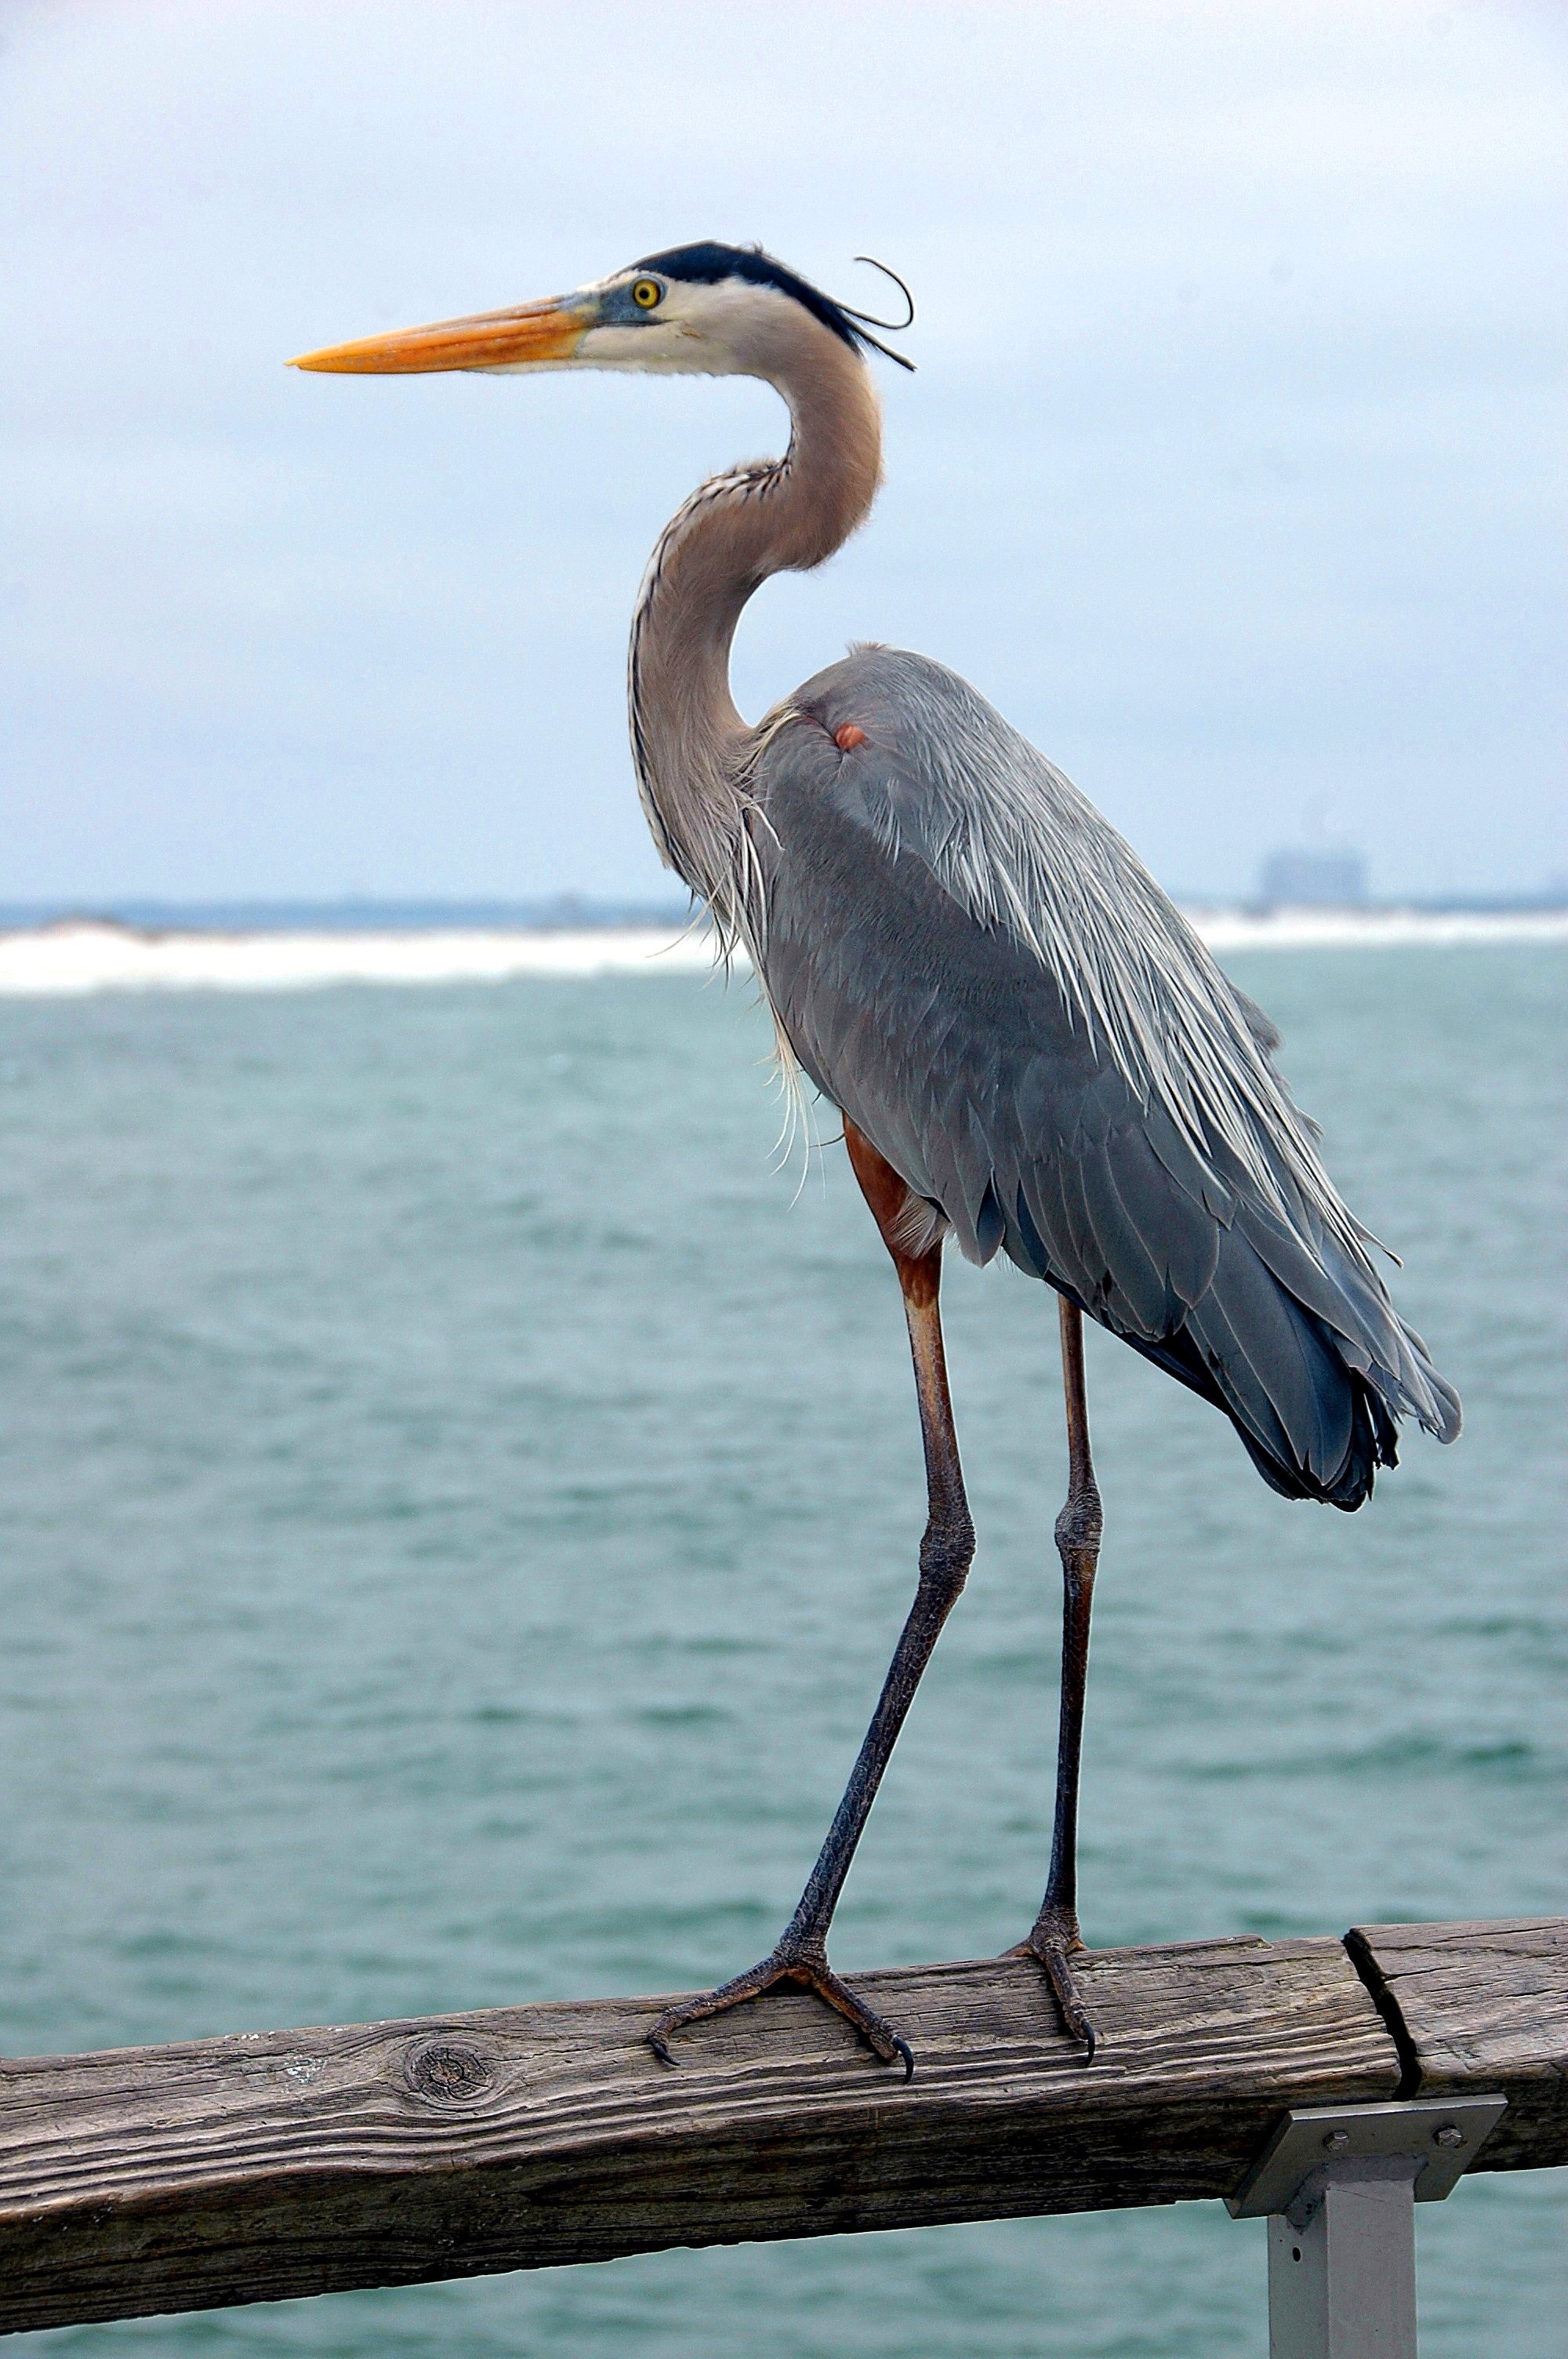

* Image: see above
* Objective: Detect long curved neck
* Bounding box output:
[629,323,882,905]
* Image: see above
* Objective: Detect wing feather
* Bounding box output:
[742,652,1460,1504]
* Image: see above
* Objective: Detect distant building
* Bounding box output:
[1258,848,1369,907]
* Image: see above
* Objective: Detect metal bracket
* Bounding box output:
[1226,2096,1506,2359]
[1227,2094,1508,2221]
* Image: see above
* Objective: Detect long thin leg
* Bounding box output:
[1011,1295,1102,2058]
[648,1122,975,2078]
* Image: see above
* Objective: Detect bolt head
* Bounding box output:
[1433,2125,1465,2150]
[1322,2129,1352,2152]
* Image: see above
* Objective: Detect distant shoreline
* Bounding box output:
[0,908,1563,997]
[3,889,1566,937]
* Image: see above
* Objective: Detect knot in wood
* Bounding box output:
[402,2038,493,2105]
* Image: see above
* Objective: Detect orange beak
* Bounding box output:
[288,295,593,375]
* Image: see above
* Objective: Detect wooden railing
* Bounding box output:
[1,1916,1563,2337]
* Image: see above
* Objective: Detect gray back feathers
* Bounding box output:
[738,646,1460,1505]
[801,649,1366,1260]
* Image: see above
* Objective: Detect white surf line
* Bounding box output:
[0,911,1562,995]
[1189,908,1568,951]
[0,924,714,996]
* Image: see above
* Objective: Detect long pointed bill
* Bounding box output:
[289,296,594,375]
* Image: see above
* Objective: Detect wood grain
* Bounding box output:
[1348,1917,1568,2172]
[0,1936,1393,2333]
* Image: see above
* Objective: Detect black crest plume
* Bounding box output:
[634,242,916,370]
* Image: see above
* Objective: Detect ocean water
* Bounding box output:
[1,946,1563,2357]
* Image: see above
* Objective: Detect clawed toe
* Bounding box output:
[1007,1917,1099,2060]
[1035,1939,1098,2059]
[648,1949,915,2077]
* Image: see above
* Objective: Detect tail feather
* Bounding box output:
[1121,1316,1401,1509]
[1105,1218,1452,1510]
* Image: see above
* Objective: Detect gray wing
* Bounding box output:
[746,649,1459,1508]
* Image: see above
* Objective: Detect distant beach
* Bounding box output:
[0,907,1563,996]
[0,920,713,997]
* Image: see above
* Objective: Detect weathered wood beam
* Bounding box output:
[1346,1916,1568,2171]
[0,1921,1562,2336]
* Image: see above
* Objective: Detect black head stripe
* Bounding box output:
[633,242,869,354]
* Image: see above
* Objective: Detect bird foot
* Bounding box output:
[1007,1905,1099,2060]
[648,1942,915,2078]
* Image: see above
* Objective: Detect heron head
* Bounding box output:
[288,242,913,381]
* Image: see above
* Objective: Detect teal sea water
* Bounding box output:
[2,946,1563,2357]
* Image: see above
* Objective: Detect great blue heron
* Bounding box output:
[292,241,1461,2074]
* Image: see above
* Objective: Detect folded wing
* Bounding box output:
[746,648,1460,1508]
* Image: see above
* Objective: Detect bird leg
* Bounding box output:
[648,1122,975,2079]
[1009,1295,1102,2057]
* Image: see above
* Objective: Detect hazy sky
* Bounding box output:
[2,0,1563,903]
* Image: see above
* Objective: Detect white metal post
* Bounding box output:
[1265,2158,1420,2359]
[1227,2094,1507,2359]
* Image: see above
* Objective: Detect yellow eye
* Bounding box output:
[631,278,662,310]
